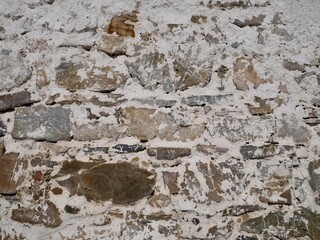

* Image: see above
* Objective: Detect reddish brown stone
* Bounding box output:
[0,153,27,194]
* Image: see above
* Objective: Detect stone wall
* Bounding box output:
[0,0,320,239]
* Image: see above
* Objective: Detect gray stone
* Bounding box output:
[308,160,320,192]
[182,94,233,106]
[12,106,71,142]
[278,120,310,144]
[0,91,39,112]
[112,144,146,153]
[73,122,122,141]
[0,50,32,92]
[147,147,191,160]
[126,51,172,92]
[240,144,279,159]
[83,147,109,154]
[0,121,6,137]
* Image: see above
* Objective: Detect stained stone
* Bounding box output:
[112,144,146,153]
[240,144,278,159]
[58,161,155,204]
[107,13,137,38]
[0,153,26,194]
[56,61,127,92]
[233,57,270,90]
[147,147,191,160]
[0,121,6,137]
[12,106,71,142]
[11,201,62,228]
[0,49,32,92]
[0,91,39,112]
[181,94,233,106]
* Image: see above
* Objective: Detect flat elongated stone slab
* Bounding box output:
[112,144,146,153]
[147,147,191,160]
[12,106,71,142]
[58,161,155,204]
[0,91,39,112]
[182,94,233,106]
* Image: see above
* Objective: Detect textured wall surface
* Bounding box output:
[0,0,320,239]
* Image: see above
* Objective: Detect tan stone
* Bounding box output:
[233,57,270,90]
[246,96,274,115]
[163,172,179,194]
[107,13,137,38]
[120,107,158,140]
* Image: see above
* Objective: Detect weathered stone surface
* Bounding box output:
[196,145,229,157]
[163,172,179,194]
[308,160,320,192]
[0,121,6,137]
[147,194,171,208]
[208,116,275,142]
[182,94,233,106]
[12,106,71,142]
[278,119,311,144]
[112,144,145,153]
[0,91,39,112]
[283,59,305,72]
[233,14,266,28]
[97,34,127,56]
[0,49,31,92]
[83,147,109,154]
[222,205,264,216]
[133,98,177,108]
[11,201,62,228]
[73,122,122,141]
[172,50,212,91]
[56,61,127,92]
[126,51,172,92]
[0,153,26,194]
[240,144,279,159]
[195,161,247,203]
[107,13,137,38]
[241,209,320,240]
[147,147,191,160]
[58,161,155,204]
[233,57,271,90]
[245,96,274,115]
[120,107,157,140]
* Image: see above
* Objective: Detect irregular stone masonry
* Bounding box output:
[0,0,319,239]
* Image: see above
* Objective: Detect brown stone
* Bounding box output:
[58,161,155,204]
[11,201,62,228]
[107,13,137,38]
[147,194,171,208]
[0,91,39,112]
[56,62,127,92]
[240,144,279,159]
[147,147,191,160]
[196,145,229,156]
[308,160,320,192]
[120,107,157,141]
[0,153,26,194]
[163,172,179,194]
[233,57,271,90]
[246,96,274,115]
[283,60,305,72]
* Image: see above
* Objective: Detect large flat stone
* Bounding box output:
[0,91,39,112]
[182,94,233,106]
[12,106,71,142]
[147,147,191,160]
[58,161,155,204]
